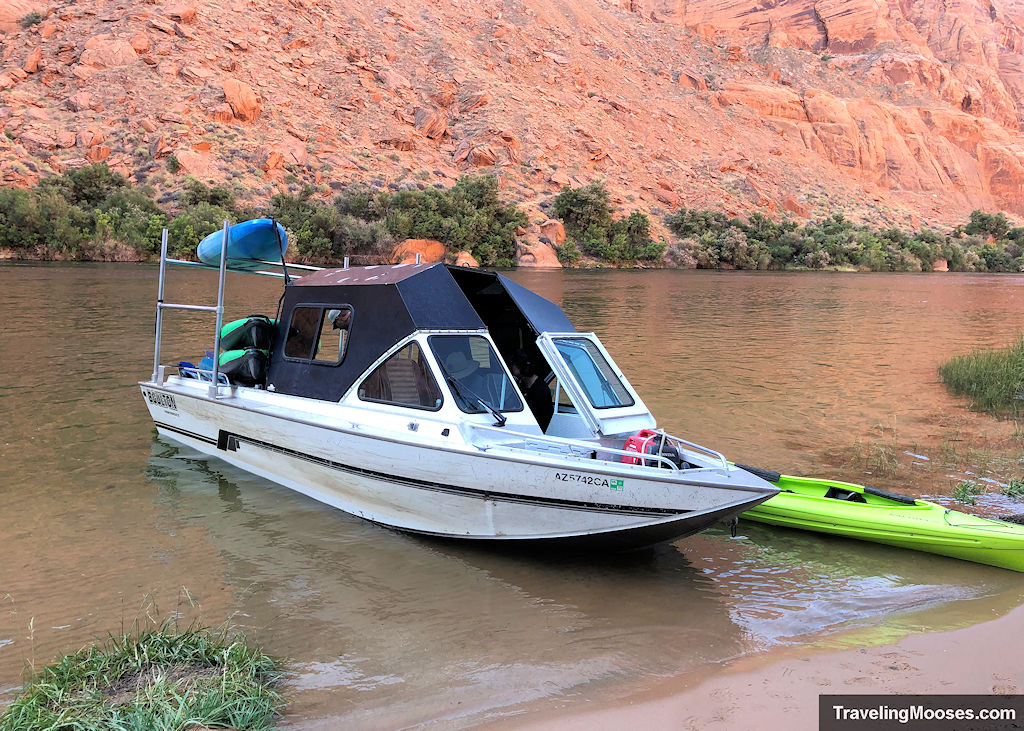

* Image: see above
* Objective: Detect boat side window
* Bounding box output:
[357,342,443,411]
[284,305,352,364]
[552,338,634,409]
[429,334,523,414]
[314,306,351,363]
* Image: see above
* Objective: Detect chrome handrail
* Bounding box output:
[659,432,730,472]
[467,424,681,472]
[468,424,732,473]
[177,365,230,385]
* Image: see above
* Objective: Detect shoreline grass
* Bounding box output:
[0,621,283,731]
[939,336,1024,417]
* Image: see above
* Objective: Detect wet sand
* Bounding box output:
[518,601,1024,730]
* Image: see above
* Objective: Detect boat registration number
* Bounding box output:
[144,389,178,412]
[555,472,624,490]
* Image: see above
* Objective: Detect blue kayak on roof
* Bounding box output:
[197,219,288,270]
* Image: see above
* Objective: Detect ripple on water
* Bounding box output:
[5,266,1024,724]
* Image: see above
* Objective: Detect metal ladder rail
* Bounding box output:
[152,221,230,398]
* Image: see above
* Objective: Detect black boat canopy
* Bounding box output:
[266,263,575,401]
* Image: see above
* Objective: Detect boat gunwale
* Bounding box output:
[140,378,777,495]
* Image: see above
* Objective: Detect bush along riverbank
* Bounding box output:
[939,336,1024,418]
[0,164,525,267]
[0,622,283,731]
[0,164,1022,270]
[661,207,1024,272]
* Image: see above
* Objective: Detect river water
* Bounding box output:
[2,263,1024,726]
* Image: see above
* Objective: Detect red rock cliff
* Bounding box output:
[0,0,1021,235]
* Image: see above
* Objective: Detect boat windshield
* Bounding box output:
[429,335,523,414]
[552,337,634,409]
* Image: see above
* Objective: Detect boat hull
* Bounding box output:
[742,474,1024,572]
[143,380,774,549]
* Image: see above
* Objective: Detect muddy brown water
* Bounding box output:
[2,263,1024,726]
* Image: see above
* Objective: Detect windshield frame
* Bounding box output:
[551,337,635,410]
[427,334,524,415]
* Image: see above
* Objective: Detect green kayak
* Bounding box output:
[737,466,1024,572]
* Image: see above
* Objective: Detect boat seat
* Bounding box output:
[387,358,423,404]
[824,486,867,503]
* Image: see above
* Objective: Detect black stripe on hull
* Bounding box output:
[154,421,700,518]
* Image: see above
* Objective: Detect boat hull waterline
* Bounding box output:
[741,473,1024,572]
[143,380,776,548]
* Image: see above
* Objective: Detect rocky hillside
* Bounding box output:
[0,0,1022,261]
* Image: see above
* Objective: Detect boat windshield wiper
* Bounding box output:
[441,372,506,427]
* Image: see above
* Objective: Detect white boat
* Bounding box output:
[140,221,777,549]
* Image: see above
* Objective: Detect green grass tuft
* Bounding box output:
[938,336,1024,417]
[1004,477,1024,501]
[952,480,985,505]
[0,621,283,731]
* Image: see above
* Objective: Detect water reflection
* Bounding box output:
[139,439,1024,726]
[4,264,1024,724]
[146,441,743,725]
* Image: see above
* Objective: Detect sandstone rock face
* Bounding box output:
[131,33,151,54]
[717,83,805,120]
[67,91,92,112]
[454,250,479,267]
[2,0,1024,236]
[393,239,446,264]
[222,78,259,121]
[174,148,213,178]
[458,89,492,113]
[678,70,707,91]
[23,47,42,73]
[516,240,562,268]
[0,1,40,34]
[539,219,566,245]
[164,4,197,23]
[209,103,233,123]
[814,0,902,53]
[80,36,137,68]
[783,196,809,217]
[414,107,447,140]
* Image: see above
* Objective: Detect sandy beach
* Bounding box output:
[518,600,1024,730]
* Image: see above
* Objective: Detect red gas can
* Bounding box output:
[621,429,659,465]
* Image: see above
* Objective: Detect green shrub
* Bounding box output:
[38,163,127,208]
[19,11,41,28]
[664,207,731,239]
[376,176,526,266]
[553,182,613,238]
[268,185,336,260]
[97,188,165,253]
[555,240,581,265]
[965,210,1011,240]
[553,183,661,262]
[662,206,1024,273]
[0,186,91,257]
[334,184,380,221]
[0,166,524,265]
[182,176,236,209]
[0,187,42,251]
[166,201,237,258]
